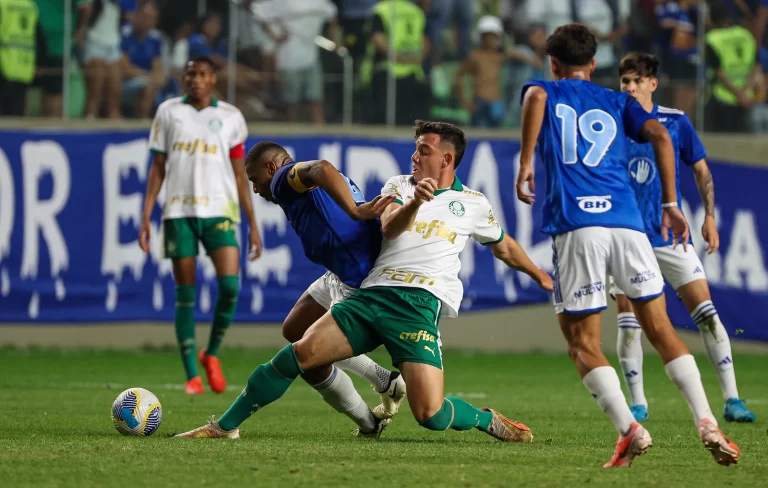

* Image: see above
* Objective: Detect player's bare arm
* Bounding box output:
[691,159,719,253]
[295,160,395,220]
[139,152,167,254]
[380,178,438,239]
[490,234,553,291]
[231,155,263,261]
[639,119,690,249]
[516,86,547,204]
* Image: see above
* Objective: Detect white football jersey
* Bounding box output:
[148,96,248,222]
[361,175,504,317]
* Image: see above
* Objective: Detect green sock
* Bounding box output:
[175,284,198,380]
[218,344,304,431]
[420,397,493,432]
[206,275,239,356]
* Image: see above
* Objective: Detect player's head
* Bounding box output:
[618,52,659,106]
[245,141,292,203]
[184,56,217,101]
[709,1,732,27]
[545,23,597,79]
[411,120,467,182]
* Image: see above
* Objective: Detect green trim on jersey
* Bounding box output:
[433,177,464,197]
[479,229,505,246]
[150,148,166,155]
[180,95,219,109]
[393,198,404,205]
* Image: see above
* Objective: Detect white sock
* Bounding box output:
[664,354,717,425]
[334,355,392,392]
[617,313,647,407]
[691,301,739,400]
[312,366,377,432]
[582,366,636,436]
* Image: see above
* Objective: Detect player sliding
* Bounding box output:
[610,52,755,424]
[235,140,406,436]
[175,120,553,442]
[516,24,740,467]
[139,56,263,395]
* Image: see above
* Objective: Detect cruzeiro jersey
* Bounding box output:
[627,105,705,247]
[149,96,248,222]
[270,161,382,288]
[361,175,504,318]
[521,79,654,236]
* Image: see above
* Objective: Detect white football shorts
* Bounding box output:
[552,227,665,314]
[610,243,706,297]
[307,271,356,310]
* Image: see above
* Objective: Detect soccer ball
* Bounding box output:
[111,387,163,436]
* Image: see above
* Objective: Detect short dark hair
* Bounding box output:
[545,23,597,67]
[246,141,287,166]
[413,120,467,168]
[618,52,660,78]
[709,1,731,25]
[185,56,216,71]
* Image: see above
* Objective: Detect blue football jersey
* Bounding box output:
[270,161,382,288]
[521,79,654,236]
[627,105,706,247]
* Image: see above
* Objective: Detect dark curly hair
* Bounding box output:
[413,120,468,168]
[545,23,597,67]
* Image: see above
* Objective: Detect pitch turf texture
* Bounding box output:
[1,348,766,487]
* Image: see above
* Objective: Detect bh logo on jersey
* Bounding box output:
[577,195,612,214]
[628,157,656,185]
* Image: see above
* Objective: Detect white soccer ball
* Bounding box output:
[111,387,163,436]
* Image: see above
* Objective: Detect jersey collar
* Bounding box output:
[180,95,219,110]
[433,177,464,196]
[650,103,659,117]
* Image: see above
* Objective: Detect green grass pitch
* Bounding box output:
[1,347,766,487]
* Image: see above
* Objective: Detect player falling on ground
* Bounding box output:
[242,140,406,436]
[516,24,740,467]
[610,52,755,424]
[175,120,553,442]
[139,56,263,395]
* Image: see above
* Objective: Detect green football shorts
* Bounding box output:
[163,217,239,259]
[330,286,443,369]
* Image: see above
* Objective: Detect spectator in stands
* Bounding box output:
[362,0,431,125]
[504,23,546,127]
[705,1,761,133]
[571,0,630,86]
[236,0,278,118]
[0,0,41,116]
[655,0,700,117]
[34,0,92,117]
[252,0,339,124]
[120,0,166,119]
[84,0,124,119]
[335,0,377,71]
[424,0,475,98]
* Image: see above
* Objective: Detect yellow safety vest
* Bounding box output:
[361,0,425,86]
[706,26,756,106]
[0,0,38,83]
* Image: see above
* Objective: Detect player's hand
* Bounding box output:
[534,268,554,292]
[139,219,151,254]
[351,195,396,220]
[661,206,690,252]
[516,163,535,204]
[413,178,438,205]
[702,215,720,254]
[248,226,263,261]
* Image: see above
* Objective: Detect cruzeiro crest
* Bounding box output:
[449,201,465,217]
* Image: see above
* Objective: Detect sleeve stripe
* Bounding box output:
[150,149,166,155]
[286,162,311,193]
[392,198,404,206]
[480,229,505,246]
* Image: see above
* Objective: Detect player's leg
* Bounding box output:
[374,286,532,442]
[553,228,649,468]
[165,218,203,394]
[612,230,740,465]
[283,279,394,433]
[200,217,241,393]
[610,277,648,421]
[655,245,755,422]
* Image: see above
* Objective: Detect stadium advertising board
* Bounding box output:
[0,130,766,341]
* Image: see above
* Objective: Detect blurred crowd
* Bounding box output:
[1,0,767,132]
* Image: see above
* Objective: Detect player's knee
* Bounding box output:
[217,275,239,301]
[417,399,451,430]
[292,340,318,371]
